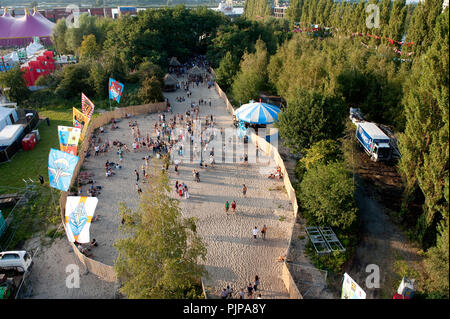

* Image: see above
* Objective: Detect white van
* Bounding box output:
[0,251,33,274]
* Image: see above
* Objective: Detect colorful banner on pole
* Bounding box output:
[48,148,79,192]
[64,196,98,243]
[73,107,90,141]
[341,273,366,299]
[109,78,124,103]
[58,126,81,156]
[81,93,95,119]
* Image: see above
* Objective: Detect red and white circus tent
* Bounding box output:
[0,8,55,47]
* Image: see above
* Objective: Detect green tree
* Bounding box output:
[0,67,30,104]
[379,0,392,37]
[386,0,407,42]
[64,14,103,54]
[275,89,346,154]
[398,9,449,245]
[215,51,239,93]
[114,167,207,299]
[54,63,92,99]
[79,34,101,60]
[138,76,164,104]
[424,218,449,298]
[300,162,358,230]
[405,0,444,57]
[286,0,303,23]
[231,39,269,104]
[88,62,108,98]
[244,0,271,20]
[51,18,68,54]
[295,139,343,182]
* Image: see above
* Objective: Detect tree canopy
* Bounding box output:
[114,167,207,299]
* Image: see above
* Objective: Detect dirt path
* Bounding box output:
[345,176,424,298]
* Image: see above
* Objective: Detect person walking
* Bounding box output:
[134,169,139,182]
[184,185,190,199]
[195,170,200,182]
[224,201,230,214]
[247,283,254,298]
[253,275,260,292]
[175,180,179,192]
[136,183,142,195]
[261,225,267,240]
[175,164,179,175]
[242,184,247,197]
[231,200,236,214]
[252,226,258,242]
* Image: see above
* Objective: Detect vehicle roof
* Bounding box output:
[0,251,26,256]
[358,122,390,140]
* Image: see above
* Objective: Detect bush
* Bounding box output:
[55,63,92,99]
[0,67,30,103]
[300,162,357,230]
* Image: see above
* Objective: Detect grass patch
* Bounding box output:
[0,110,72,192]
[279,216,286,222]
[0,99,76,249]
[0,186,61,250]
[46,227,65,240]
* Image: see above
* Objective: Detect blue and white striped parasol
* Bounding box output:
[234,102,281,124]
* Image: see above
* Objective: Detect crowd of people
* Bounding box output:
[75,58,285,298]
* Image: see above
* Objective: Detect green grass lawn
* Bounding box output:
[0,109,73,193]
[0,108,75,249]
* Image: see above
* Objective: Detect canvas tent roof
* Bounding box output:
[169,57,181,66]
[163,74,179,86]
[0,8,55,40]
[188,66,203,75]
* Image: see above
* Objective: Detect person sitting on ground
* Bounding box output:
[89,238,98,247]
[99,126,104,133]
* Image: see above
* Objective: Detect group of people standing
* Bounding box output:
[175,180,190,199]
[221,275,261,299]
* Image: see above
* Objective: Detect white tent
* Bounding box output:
[0,124,24,147]
[0,106,19,131]
[26,40,44,57]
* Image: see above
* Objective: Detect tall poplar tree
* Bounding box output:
[398,8,449,244]
[405,0,444,57]
[386,0,407,41]
[286,0,303,23]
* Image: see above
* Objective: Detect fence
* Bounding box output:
[211,72,302,299]
[59,102,166,283]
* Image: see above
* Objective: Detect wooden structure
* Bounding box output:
[163,73,179,92]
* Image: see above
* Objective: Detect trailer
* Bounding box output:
[355,122,392,162]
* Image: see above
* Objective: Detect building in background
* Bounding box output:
[272,0,289,18]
